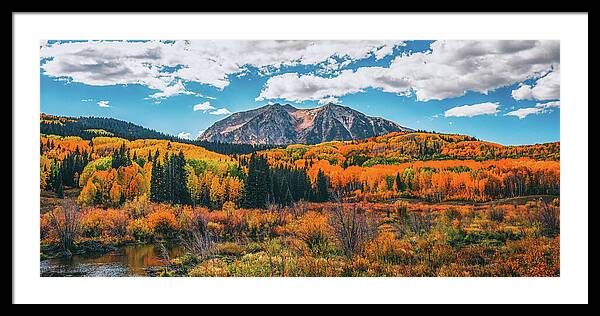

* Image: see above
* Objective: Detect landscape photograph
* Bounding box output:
[38,39,561,277]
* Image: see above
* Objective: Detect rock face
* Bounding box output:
[198,103,413,145]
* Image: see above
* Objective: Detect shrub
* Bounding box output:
[214,242,245,257]
[79,208,129,238]
[486,207,505,223]
[393,200,409,220]
[180,210,213,257]
[40,213,53,241]
[126,218,153,241]
[444,225,467,247]
[80,208,108,238]
[536,202,560,237]
[188,258,230,277]
[405,209,433,235]
[444,207,462,222]
[122,196,151,219]
[207,221,225,238]
[330,204,377,258]
[525,200,560,237]
[364,232,413,265]
[286,211,334,255]
[106,209,129,237]
[496,237,560,276]
[148,207,179,239]
[48,200,80,253]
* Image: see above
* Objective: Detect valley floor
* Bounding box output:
[40,193,559,277]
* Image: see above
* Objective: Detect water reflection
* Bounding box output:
[41,243,184,277]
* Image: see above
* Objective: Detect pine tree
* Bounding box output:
[395,172,403,192]
[173,151,190,205]
[53,165,64,198]
[315,169,329,202]
[244,154,270,209]
[150,159,161,202]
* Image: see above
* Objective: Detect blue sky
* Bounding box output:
[40,40,560,145]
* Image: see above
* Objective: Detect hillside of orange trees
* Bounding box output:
[260,131,559,166]
[40,129,559,277]
[251,132,559,203]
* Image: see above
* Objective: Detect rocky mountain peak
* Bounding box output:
[198,103,413,145]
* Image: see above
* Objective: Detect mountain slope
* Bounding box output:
[198,103,413,145]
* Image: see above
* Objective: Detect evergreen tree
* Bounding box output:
[53,165,64,198]
[281,175,293,206]
[395,172,403,191]
[150,157,162,202]
[244,154,270,209]
[314,169,329,202]
[111,143,131,169]
[173,151,190,204]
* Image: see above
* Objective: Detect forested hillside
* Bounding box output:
[260,131,559,168]
[40,114,277,155]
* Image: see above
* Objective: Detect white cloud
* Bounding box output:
[177,132,192,140]
[40,40,404,99]
[511,66,560,101]
[179,130,207,140]
[193,101,216,112]
[505,107,544,119]
[258,40,560,102]
[536,100,560,108]
[81,98,95,102]
[148,81,196,99]
[97,100,110,108]
[511,84,534,100]
[444,102,500,118]
[209,108,232,115]
[318,96,340,105]
[198,94,216,100]
[505,100,560,119]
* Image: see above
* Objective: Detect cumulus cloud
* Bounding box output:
[318,96,340,105]
[505,100,560,119]
[511,66,560,101]
[179,130,208,140]
[148,81,196,99]
[209,108,232,115]
[258,40,560,102]
[193,101,216,112]
[40,40,404,99]
[177,132,192,140]
[444,102,500,118]
[97,100,110,108]
[511,84,534,100]
[193,102,231,116]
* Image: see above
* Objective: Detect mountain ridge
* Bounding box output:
[198,103,413,145]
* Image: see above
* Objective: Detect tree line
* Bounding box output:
[241,154,330,209]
